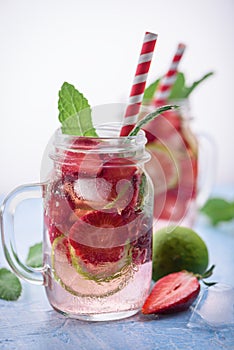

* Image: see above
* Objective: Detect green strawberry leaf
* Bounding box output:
[195,265,217,286]
[200,197,234,226]
[0,268,22,301]
[201,264,215,279]
[58,82,98,136]
[26,242,43,268]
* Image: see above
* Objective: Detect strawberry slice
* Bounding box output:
[101,157,137,184]
[142,271,200,314]
[99,157,139,211]
[45,218,63,243]
[46,180,76,232]
[69,211,129,264]
[61,138,102,178]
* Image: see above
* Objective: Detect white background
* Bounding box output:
[0,0,233,194]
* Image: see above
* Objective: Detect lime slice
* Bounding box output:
[69,243,132,283]
[146,143,179,194]
[51,235,134,298]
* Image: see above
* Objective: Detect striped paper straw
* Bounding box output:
[154,43,186,105]
[120,32,158,136]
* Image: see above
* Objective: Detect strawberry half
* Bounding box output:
[142,271,200,314]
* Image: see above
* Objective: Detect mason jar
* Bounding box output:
[142,100,214,229]
[1,124,154,321]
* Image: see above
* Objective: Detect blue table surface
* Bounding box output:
[0,185,234,350]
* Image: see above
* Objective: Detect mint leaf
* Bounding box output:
[143,78,160,104]
[143,73,186,102]
[0,268,22,301]
[128,105,178,137]
[200,198,234,225]
[58,82,98,136]
[169,72,186,99]
[183,71,214,98]
[143,71,214,103]
[26,242,43,268]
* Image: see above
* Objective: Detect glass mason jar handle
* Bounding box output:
[1,183,46,285]
[196,132,216,208]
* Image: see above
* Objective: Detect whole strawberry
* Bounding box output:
[142,266,215,314]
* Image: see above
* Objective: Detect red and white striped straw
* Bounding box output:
[120,32,158,136]
[154,43,186,106]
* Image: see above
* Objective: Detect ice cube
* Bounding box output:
[188,283,234,328]
[74,177,112,205]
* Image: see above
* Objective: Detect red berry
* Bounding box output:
[99,158,139,211]
[69,211,128,264]
[46,180,76,232]
[101,157,137,184]
[142,271,200,314]
[61,138,102,178]
[47,220,63,243]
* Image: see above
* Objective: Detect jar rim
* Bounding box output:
[49,123,150,164]
[55,122,145,139]
[53,123,147,149]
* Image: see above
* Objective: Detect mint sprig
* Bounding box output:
[58,82,98,136]
[200,197,234,226]
[0,242,43,301]
[128,105,178,137]
[0,268,22,301]
[143,71,214,103]
[26,242,43,268]
[181,72,214,98]
[142,78,160,102]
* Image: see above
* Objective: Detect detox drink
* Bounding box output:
[43,126,153,321]
[143,101,198,228]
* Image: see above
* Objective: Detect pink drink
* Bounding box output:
[43,128,153,321]
[143,102,198,228]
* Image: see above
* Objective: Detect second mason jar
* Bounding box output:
[142,100,214,229]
